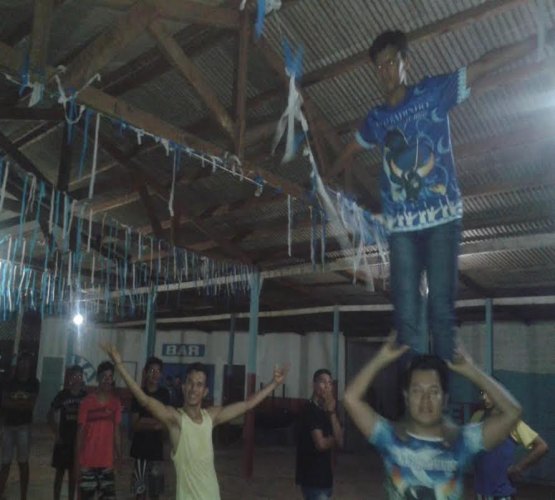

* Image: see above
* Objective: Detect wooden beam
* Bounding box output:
[56,121,73,191]
[137,183,164,239]
[0,129,50,183]
[234,7,250,160]
[247,0,526,117]
[150,0,239,29]
[0,107,64,121]
[62,1,158,89]
[148,19,236,140]
[29,0,55,79]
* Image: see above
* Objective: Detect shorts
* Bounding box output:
[1,425,31,464]
[79,467,116,500]
[132,459,165,497]
[51,441,76,470]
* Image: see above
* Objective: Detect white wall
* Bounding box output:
[38,318,346,403]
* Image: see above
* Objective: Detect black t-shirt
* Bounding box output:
[3,377,40,426]
[130,386,170,460]
[295,400,333,488]
[51,388,87,444]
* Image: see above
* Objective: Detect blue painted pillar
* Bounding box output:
[223,314,236,405]
[243,273,262,479]
[332,306,340,380]
[485,298,493,375]
[145,287,157,358]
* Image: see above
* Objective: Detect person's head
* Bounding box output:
[144,356,163,387]
[312,368,333,401]
[183,363,209,407]
[15,351,33,380]
[369,30,409,93]
[403,355,449,427]
[67,365,84,391]
[96,360,114,392]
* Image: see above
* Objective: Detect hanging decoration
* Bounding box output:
[254,0,282,39]
[272,39,307,163]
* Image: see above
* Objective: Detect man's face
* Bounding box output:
[183,370,208,407]
[98,369,114,392]
[481,390,494,410]
[374,45,407,94]
[313,373,333,401]
[405,369,445,427]
[68,370,84,391]
[145,363,162,386]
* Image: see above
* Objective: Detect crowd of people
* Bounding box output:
[0,27,550,500]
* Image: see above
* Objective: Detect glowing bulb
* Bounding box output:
[73,313,84,326]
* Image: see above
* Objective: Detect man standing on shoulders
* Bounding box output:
[0,351,40,500]
[296,369,344,500]
[472,388,549,500]
[101,343,288,500]
[48,364,87,500]
[75,360,122,500]
[344,334,522,499]
[130,356,170,500]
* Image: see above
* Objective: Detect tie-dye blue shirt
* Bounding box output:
[369,419,484,499]
[356,68,470,233]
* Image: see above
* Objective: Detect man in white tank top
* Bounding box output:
[101,343,288,500]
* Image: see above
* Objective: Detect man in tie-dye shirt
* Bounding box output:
[344,334,521,499]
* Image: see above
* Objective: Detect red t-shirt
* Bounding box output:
[77,392,122,468]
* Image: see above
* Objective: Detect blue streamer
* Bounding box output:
[283,38,304,80]
[255,0,266,39]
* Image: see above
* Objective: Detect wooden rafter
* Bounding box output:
[148,19,236,140]
[0,130,50,184]
[95,0,240,29]
[62,1,158,89]
[234,6,250,159]
[29,0,55,79]
[0,107,64,121]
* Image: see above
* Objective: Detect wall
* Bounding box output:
[36,317,346,415]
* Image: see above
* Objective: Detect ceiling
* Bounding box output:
[0,0,554,336]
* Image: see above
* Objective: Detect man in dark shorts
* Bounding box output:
[0,351,40,500]
[130,356,170,500]
[48,364,87,500]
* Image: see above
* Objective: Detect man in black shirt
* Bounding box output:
[48,364,87,500]
[0,351,40,500]
[296,369,344,500]
[130,356,170,500]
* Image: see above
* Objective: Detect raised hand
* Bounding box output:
[322,387,337,414]
[375,331,410,367]
[272,363,289,386]
[446,341,476,377]
[100,342,123,365]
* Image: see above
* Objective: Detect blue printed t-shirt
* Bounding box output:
[369,419,484,499]
[356,68,470,233]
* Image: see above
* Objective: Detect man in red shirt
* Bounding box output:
[75,360,122,500]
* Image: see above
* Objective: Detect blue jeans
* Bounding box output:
[301,486,333,500]
[389,220,460,361]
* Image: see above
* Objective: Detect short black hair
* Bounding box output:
[369,30,408,63]
[67,364,84,376]
[403,355,449,394]
[96,360,114,379]
[144,356,163,372]
[185,362,209,382]
[313,368,332,382]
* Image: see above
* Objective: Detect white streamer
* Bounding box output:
[0,161,9,212]
[88,113,101,199]
[287,195,292,257]
[169,150,177,217]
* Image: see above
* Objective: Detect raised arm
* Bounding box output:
[344,334,409,439]
[209,364,288,426]
[100,343,179,430]
[448,346,521,450]
[467,34,543,87]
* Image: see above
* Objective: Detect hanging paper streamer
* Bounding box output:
[88,113,101,199]
[287,195,292,257]
[272,39,307,163]
[255,0,282,39]
[0,160,8,212]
